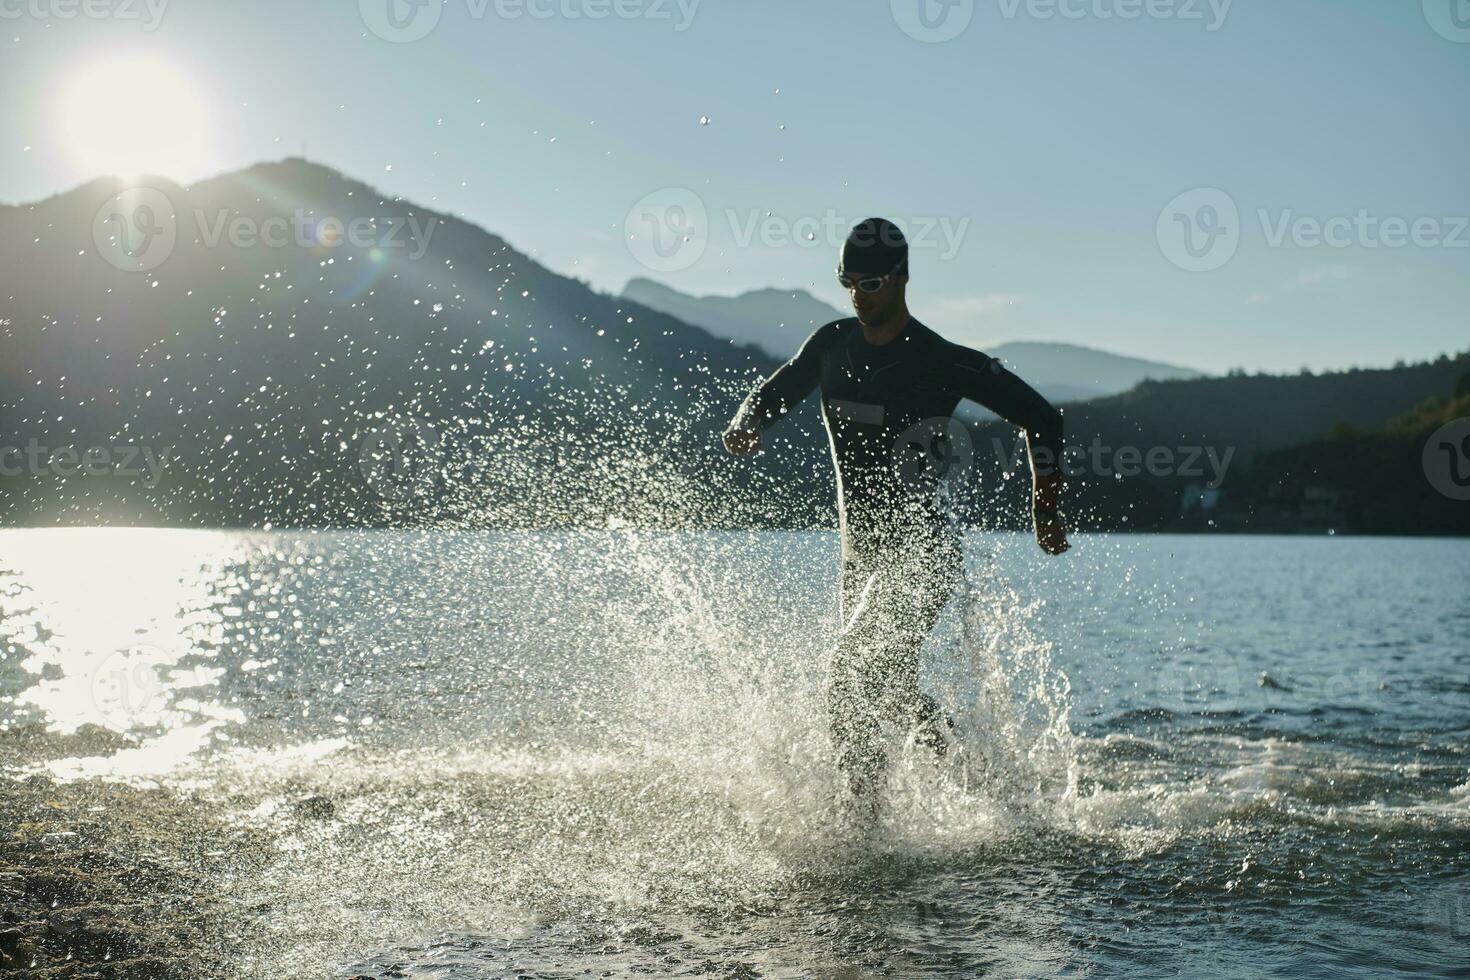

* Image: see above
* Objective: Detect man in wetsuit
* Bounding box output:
[722,218,1069,800]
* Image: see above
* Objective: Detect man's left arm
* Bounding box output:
[950,348,1070,555]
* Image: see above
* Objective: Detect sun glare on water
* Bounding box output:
[58,54,210,180]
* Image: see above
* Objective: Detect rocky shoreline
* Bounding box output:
[1,729,261,979]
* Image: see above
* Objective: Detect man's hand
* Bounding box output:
[1035,509,1070,556]
[1031,470,1068,555]
[723,427,761,456]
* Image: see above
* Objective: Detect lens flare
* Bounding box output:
[58,54,210,180]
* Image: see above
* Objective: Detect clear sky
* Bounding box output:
[3,0,1467,374]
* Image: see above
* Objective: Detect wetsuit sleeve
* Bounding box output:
[728,323,835,433]
[948,346,1064,481]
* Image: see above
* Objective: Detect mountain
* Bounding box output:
[2,160,1463,534]
[963,353,1470,534]
[619,279,1205,402]
[1213,370,1470,536]
[621,278,841,363]
[0,159,832,528]
[981,342,1204,404]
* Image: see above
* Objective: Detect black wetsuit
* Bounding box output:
[730,316,1064,787]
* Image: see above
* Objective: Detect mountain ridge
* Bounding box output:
[0,157,805,528]
[621,277,1207,402]
[1,158,1464,534]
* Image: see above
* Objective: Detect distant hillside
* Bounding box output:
[1,161,1462,535]
[1062,358,1470,458]
[983,341,1204,403]
[0,159,830,528]
[964,353,1470,533]
[621,278,839,362]
[1215,371,1470,536]
[620,278,1205,402]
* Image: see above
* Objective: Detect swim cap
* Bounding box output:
[839,217,909,278]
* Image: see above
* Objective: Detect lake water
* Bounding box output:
[1,530,1467,978]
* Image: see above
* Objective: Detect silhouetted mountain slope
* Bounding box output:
[2,161,1463,534]
[983,342,1204,402]
[964,353,1470,533]
[0,159,832,527]
[1060,358,1470,458]
[622,278,839,364]
[1218,371,1470,536]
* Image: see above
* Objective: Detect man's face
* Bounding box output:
[845,273,907,327]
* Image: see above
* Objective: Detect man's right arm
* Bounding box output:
[723,322,835,455]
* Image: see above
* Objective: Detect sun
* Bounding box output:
[58,54,210,180]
